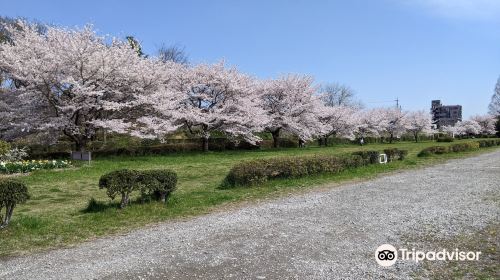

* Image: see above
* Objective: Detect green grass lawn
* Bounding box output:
[0,139,499,257]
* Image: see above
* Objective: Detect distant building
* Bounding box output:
[431,100,462,128]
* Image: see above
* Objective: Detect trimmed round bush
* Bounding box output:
[139,169,177,203]
[0,179,29,229]
[99,169,141,208]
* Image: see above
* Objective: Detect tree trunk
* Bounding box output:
[271,129,281,148]
[1,204,15,228]
[323,136,329,147]
[75,139,87,152]
[202,136,209,152]
[389,133,394,144]
[298,139,305,148]
[103,129,107,146]
[160,193,166,203]
[120,193,129,209]
[414,132,419,142]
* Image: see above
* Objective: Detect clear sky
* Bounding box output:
[1,0,499,118]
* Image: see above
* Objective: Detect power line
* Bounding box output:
[366,100,395,104]
[366,98,402,110]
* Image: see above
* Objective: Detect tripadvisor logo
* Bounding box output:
[375,244,481,267]
[375,244,397,267]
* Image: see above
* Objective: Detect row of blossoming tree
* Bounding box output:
[0,22,497,152]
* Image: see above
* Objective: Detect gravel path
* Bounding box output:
[1,151,499,279]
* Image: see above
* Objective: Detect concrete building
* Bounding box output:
[431,100,462,128]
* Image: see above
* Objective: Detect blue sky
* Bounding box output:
[1,0,499,118]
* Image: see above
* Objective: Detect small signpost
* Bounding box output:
[71,151,92,163]
[379,153,387,164]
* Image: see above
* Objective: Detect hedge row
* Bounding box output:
[222,154,370,187]
[383,148,408,161]
[99,169,177,208]
[436,136,454,142]
[416,141,497,157]
[28,139,303,159]
[351,150,380,164]
[476,139,500,148]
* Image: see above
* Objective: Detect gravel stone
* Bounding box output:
[0,150,499,279]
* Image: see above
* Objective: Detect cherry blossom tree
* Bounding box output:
[441,125,459,138]
[152,62,266,152]
[259,74,322,148]
[0,90,27,140]
[470,114,497,135]
[129,60,191,140]
[406,110,433,142]
[0,21,164,151]
[382,108,408,143]
[356,108,389,139]
[317,105,360,145]
[0,92,12,139]
[455,120,481,136]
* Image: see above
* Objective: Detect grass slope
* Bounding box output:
[0,140,498,257]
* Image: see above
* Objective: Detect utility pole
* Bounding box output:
[395,97,401,110]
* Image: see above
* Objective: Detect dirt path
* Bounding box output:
[1,151,499,279]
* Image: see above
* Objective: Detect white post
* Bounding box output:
[379,153,387,164]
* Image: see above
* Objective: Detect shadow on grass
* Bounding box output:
[81,196,171,213]
[81,197,117,213]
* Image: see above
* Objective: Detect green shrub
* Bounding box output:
[417,142,482,157]
[417,149,431,157]
[417,146,449,157]
[0,140,10,156]
[383,148,398,162]
[0,179,29,229]
[99,169,141,208]
[477,140,497,148]
[138,169,177,203]
[351,150,380,164]
[98,169,178,208]
[449,142,479,152]
[223,154,370,187]
[397,150,409,160]
[383,148,409,161]
[436,136,454,142]
[342,155,366,168]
